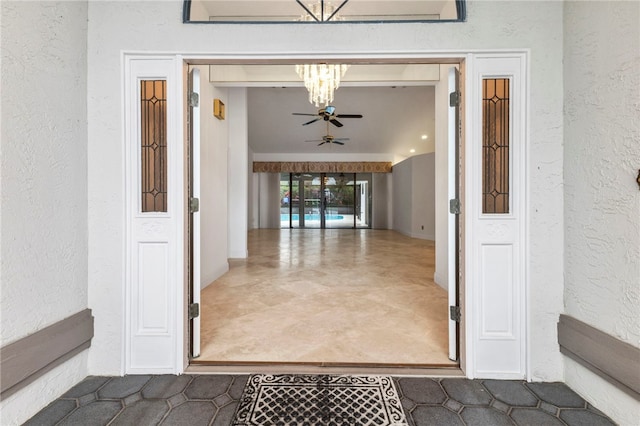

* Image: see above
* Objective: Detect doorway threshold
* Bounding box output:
[186,361,464,377]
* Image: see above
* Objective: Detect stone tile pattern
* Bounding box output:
[25,375,616,426]
[201,229,454,365]
[24,375,248,426]
[395,378,616,426]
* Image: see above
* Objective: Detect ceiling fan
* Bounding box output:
[293,105,363,128]
[305,134,350,146]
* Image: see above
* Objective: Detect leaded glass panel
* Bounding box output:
[482,78,510,214]
[140,80,168,213]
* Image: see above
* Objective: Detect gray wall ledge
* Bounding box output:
[1,309,94,400]
[558,314,640,400]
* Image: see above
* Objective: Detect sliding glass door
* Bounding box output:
[280,172,372,229]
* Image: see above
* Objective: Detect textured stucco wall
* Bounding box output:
[86,0,565,380]
[563,2,640,424]
[0,1,89,424]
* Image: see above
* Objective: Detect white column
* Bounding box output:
[227,88,248,258]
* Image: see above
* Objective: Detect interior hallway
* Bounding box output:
[198,229,456,366]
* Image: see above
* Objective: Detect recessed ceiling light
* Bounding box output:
[410,149,416,153]
[421,134,428,140]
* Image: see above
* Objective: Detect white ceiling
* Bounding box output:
[194,2,450,160]
[247,85,436,157]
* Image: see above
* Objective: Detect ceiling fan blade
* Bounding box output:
[336,114,363,119]
[333,141,345,145]
[330,119,344,127]
[305,139,323,142]
[334,138,350,141]
[292,113,318,116]
[302,118,321,126]
[318,142,326,146]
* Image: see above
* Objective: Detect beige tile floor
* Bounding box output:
[199,228,457,366]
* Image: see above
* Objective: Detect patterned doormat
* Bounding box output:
[232,374,408,426]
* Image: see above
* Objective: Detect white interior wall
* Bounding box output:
[86,0,565,382]
[197,65,230,288]
[387,173,394,227]
[248,148,260,229]
[392,158,413,237]
[562,2,640,424]
[0,1,89,424]
[372,173,390,229]
[258,173,282,228]
[227,88,249,258]
[392,154,435,240]
[411,153,436,240]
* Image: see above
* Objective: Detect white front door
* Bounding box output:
[448,66,462,361]
[188,67,202,358]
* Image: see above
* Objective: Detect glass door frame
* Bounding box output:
[281,172,372,229]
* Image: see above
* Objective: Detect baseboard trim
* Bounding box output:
[1,309,94,400]
[434,272,448,289]
[558,314,640,400]
[201,262,230,289]
[411,232,435,241]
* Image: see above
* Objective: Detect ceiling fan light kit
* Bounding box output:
[305,133,350,146]
[292,105,363,128]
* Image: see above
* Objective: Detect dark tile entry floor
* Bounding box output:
[24,374,616,425]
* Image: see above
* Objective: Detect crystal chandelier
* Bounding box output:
[295,63,349,107]
[296,2,349,107]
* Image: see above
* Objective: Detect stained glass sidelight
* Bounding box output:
[140,80,167,213]
[482,78,510,214]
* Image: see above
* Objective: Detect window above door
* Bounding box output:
[184,0,466,23]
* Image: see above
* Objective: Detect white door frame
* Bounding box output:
[123,51,529,379]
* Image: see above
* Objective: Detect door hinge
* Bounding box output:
[449,198,461,215]
[189,197,200,213]
[189,92,199,108]
[449,91,461,107]
[450,306,461,322]
[189,303,200,319]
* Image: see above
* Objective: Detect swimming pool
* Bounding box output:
[281,214,344,221]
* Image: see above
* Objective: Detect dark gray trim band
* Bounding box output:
[1,309,93,400]
[558,314,640,400]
